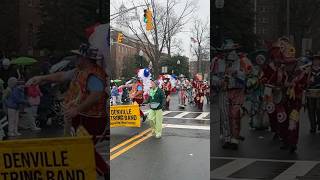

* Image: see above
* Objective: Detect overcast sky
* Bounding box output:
[110,0,210,61]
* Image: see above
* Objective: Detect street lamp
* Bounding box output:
[139,50,143,68]
[176,60,181,75]
[215,0,224,49]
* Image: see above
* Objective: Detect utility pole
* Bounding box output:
[110,4,148,21]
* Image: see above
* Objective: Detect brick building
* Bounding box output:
[0,0,42,57]
[253,0,283,45]
[110,27,150,79]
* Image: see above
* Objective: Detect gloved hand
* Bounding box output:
[288,120,297,131]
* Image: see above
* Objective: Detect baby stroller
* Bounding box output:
[36,84,64,128]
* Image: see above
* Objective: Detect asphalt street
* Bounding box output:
[211,95,320,180]
[110,93,210,180]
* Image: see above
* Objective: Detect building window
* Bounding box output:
[28,23,34,47]
[28,0,33,7]
[260,6,268,12]
[259,18,268,23]
[262,18,268,23]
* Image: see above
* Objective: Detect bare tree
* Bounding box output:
[162,0,197,56]
[123,0,196,76]
[171,38,184,55]
[190,18,209,75]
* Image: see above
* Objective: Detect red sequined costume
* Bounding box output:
[162,80,172,110]
[193,78,207,110]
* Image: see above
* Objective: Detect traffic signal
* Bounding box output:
[143,8,153,31]
[117,32,124,43]
[143,9,147,23]
[146,9,153,31]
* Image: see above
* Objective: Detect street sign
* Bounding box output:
[110,104,141,128]
[0,137,96,179]
[117,32,124,43]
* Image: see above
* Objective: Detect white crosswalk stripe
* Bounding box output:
[143,110,210,130]
[162,111,172,116]
[172,112,190,118]
[143,110,210,120]
[163,124,210,130]
[0,116,7,128]
[195,112,210,119]
[211,157,320,180]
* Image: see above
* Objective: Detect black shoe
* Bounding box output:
[280,144,289,150]
[104,174,109,180]
[289,145,297,153]
[310,129,316,134]
[222,142,232,149]
[237,136,245,141]
[230,143,239,150]
[142,115,147,122]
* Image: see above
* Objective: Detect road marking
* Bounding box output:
[110,128,152,153]
[211,158,255,179]
[163,124,210,130]
[173,112,190,118]
[195,112,210,119]
[211,157,320,180]
[211,156,320,163]
[163,111,172,115]
[0,116,7,128]
[273,161,318,180]
[110,132,153,160]
[109,111,210,161]
[164,116,210,121]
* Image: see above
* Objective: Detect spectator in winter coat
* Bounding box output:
[21,85,42,131]
[4,77,26,136]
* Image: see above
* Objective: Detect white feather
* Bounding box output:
[137,69,152,95]
[88,23,110,74]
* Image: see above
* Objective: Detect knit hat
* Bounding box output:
[7,77,18,88]
[2,58,10,66]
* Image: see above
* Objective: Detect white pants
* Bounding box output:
[112,96,117,105]
[64,115,72,137]
[19,107,37,129]
[119,93,123,103]
[8,108,19,134]
[30,106,38,118]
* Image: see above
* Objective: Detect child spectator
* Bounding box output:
[111,83,119,105]
[118,85,123,104]
[21,84,42,131]
[3,77,25,136]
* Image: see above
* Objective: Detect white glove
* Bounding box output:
[288,120,297,131]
